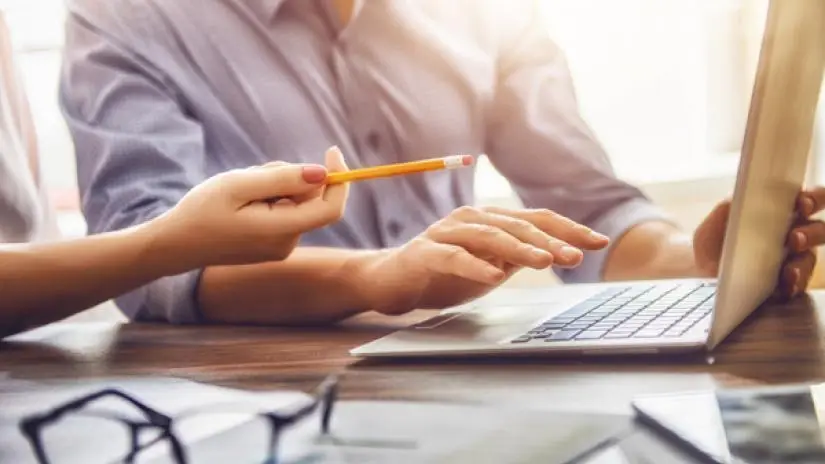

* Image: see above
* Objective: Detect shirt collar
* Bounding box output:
[264,0,364,23]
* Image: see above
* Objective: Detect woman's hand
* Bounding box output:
[153,146,350,267]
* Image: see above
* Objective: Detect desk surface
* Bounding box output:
[3,291,825,416]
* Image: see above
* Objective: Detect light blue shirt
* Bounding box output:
[60,0,668,323]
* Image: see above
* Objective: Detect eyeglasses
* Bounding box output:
[18,375,339,464]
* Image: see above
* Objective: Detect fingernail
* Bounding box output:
[531,248,552,260]
[560,246,582,261]
[803,197,815,216]
[487,267,505,281]
[796,231,807,249]
[590,230,608,241]
[302,165,327,183]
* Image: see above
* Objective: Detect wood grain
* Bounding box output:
[3,292,825,415]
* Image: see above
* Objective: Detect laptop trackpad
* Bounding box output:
[408,306,549,341]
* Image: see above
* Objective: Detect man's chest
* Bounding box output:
[158,0,498,169]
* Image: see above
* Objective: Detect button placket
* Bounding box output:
[386,219,403,239]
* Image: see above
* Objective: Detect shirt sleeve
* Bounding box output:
[60,7,207,323]
[0,13,42,244]
[485,3,673,283]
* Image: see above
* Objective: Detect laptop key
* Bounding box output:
[617,323,645,331]
[511,336,533,343]
[548,317,577,325]
[566,323,592,331]
[635,328,666,338]
[546,330,581,341]
[575,330,608,340]
[539,323,567,330]
[604,331,634,339]
[591,324,617,331]
[645,321,675,329]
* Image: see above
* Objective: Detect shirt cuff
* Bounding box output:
[556,198,675,284]
[114,268,206,324]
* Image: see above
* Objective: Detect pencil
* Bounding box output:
[326,154,475,185]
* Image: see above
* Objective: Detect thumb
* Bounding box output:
[694,201,731,275]
[322,146,350,204]
[269,146,350,233]
[229,163,328,203]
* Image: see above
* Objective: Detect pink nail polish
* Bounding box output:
[302,165,327,183]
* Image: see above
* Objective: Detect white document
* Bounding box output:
[0,375,311,464]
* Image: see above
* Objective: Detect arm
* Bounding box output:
[1,155,351,338]
[0,13,42,243]
[485,2,686,283]
[602,221,701,281]
[61,6,383,325]
[0,222,186,338]
[198,248,381,325]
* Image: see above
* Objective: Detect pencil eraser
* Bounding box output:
[444,154,475,169]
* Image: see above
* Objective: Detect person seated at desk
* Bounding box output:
[59,0,825,326]
[0,6,355,338]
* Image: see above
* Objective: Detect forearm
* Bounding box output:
[602,221,703,281]
[0,220,189,337]
[198,247,383,325]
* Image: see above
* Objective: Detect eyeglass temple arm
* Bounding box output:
[321,378,338,434]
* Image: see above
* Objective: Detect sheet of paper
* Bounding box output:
[142,400,630,464]
[0,375,311,464]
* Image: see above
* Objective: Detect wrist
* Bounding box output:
[655,231,705,278]
[342,248,397,310]
[135,213,202,276]
[604,221,698,281]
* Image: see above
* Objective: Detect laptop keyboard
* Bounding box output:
[511,282,715,343]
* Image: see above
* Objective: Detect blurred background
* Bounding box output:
[1,0,823,296]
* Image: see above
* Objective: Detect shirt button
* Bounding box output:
[387,220,403,239]
[366,131,382,151]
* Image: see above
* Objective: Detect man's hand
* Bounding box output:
[694,187,825,298]
[359,206,610,314]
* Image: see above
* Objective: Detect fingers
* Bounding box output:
[421,241,506,285]
[782,251,817,298]
[259,161,289,169]
[444,206,605,267]
[228,163,328,202]
[322,146,350,205]
[797,187,825,216]
[788,220,825,252]
[480,206,609,251]
[450,206,581,267]
[429,221,554,269]
[274,146,351,232]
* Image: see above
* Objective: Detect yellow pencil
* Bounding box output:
[326,154,475,185]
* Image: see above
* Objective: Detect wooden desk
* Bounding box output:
[3,292,825,416]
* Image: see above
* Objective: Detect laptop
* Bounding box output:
[351,0,825,358]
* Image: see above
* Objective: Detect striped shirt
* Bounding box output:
[60,0,667,323]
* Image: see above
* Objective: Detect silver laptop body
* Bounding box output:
[351,0,825,358]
